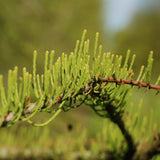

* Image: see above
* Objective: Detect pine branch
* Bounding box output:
[0,30,160,159]
[1,74,160,127]
[89,76,160,92]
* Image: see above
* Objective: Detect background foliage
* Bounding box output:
[0,0,102,74]
[111,6,160,76]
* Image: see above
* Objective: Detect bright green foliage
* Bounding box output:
[0,30,159,128]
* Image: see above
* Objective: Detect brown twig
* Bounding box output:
[91,77,160,92]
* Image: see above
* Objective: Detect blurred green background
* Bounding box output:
[0,0,160,159]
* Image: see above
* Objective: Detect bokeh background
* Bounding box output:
[0,0,160,159]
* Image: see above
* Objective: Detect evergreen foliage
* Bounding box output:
[0,30,160,159]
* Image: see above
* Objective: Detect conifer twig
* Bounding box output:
[1,76,160,127]
[90,76,160,92]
